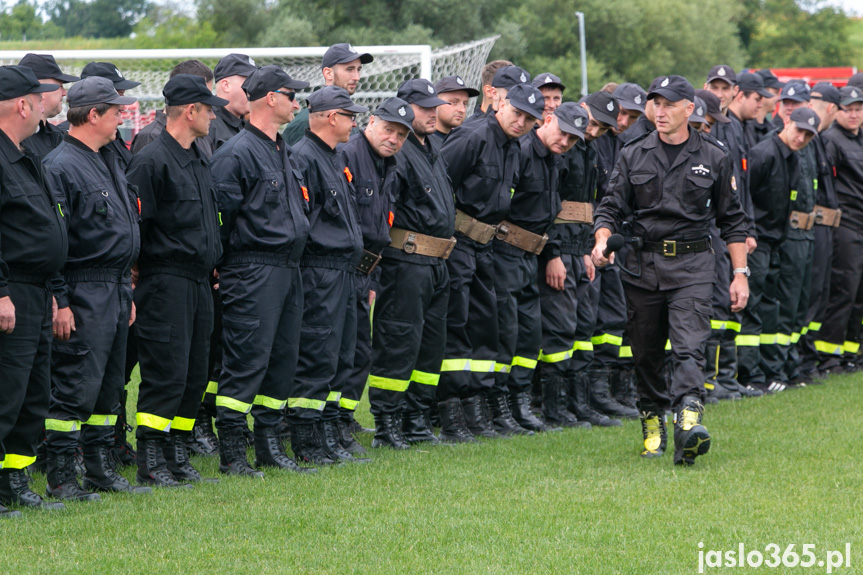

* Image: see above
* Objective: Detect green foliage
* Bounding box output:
[45,0,150,39]
[195,0,270,46]
[0,0,64,41]
[132,5,220,49]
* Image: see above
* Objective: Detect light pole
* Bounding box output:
[575,11,588,97]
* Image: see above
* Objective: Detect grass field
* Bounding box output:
[1,371,861,575]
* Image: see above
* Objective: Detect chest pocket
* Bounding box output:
[161,184,201,230]
[356,179,375,206]
[322,184,342,219]
[262,171,284,206]
[629,172,660,208]
[684,175,714,215]
[83,184,115,224]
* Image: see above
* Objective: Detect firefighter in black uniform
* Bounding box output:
[465,65,531,124]
[431,75,479,144]
[593,75,750,466]
[126,74,226,487]
[210,66,314,477]
[367,90,457,448]
[290,86,366,465]
[17,53,79,160]
[0,66,67,514]
[42,77,150,501]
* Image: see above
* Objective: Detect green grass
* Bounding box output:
[1,372,862,574]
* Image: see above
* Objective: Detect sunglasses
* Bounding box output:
[273,90,296,101]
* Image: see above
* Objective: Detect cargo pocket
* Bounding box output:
[222,314,263,368]
[51,342,90,386]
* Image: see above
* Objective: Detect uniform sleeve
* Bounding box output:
[715,152,748,245]
[593,152,634,235]
[746,145,771,209]
[210,149,245,256]
[126,154,159,248]
[41,164,72,307]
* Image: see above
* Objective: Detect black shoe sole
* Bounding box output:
[674,426,711,466]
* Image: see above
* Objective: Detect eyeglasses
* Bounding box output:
[334,111,357,121]
[273,90,296,101]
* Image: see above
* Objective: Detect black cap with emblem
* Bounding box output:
[584,91,619,129]
[373,97,415,132]
[434,75,480,97]
[492,66,531,89]
[532,72,565,92]
[648,75,695,104]
[553,102,587,139]
[694,89,731,124]
[690,96,708,124]
[839,85,863,107]
[790,107,820,136]
[706,64,737,86]
[613,82,647,113]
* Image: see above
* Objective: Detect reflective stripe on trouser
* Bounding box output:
[818,225,863,361]
[438,237,498,400]
[536,253,581,380]
[493,245,541,395]
[288,266,356,424]
[593,265,630,368]
[704,233,742,389]
[47,280,131,452]
[215,263,302,431]
[572,258,599,373]
[738,240,780,387]
[799,225,833,374]
[369,256,448,415]
[135,273,214,441]
[333,272,372,413]
[771,237,814,382]
[202,278,222,423]
[0,282,52,468]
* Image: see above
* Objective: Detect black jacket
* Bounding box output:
[593,131,620,202]
[511,129,560,235]
[714,111,755,237]
[811,132,838,209]
[209,106,245,152]
[788,142,817,241]
[821,124,863,231]
[131,111,215,158]
[542,139,596,260]
[21,120,65,160]
[747,133,797,243]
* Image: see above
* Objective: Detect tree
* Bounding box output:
[45,0,150,38]
[0,0,63,41]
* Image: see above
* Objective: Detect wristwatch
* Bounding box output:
[733,267,750,278]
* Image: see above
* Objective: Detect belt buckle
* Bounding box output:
[403,232,418,254]
[790,212,800,229]
[495,223,509,241]
[662,239,676,257]
[814,208,824,225]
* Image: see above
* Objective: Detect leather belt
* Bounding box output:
[454,209,498,244]
[813,205,842,228]
[642,237,711,257]
[356,249,382,275]
[495,221,548,255]
[554,201,593,224]
[789,210,815,231]
[389,228,456,259]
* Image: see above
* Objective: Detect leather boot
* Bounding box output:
[486,393,533,436]
[402,411,440,444]
[509,391,560,432]
[110,414,137,468]
[542,376,590,429]
[165,434,219,483]
[0,502,21,518]
[437,397,477,443]
[609,367,638,410]
[337,418,367,454]
[136,438,192,488]
[0,469,65,510]
[673,395,711,466]
[46,451,101,502]
[188,409,219,456]
[343,410,374,434]
[588,370,639,419]
[322,420,371,463]
[254,427,316,473]
[81,445,152,494]
[290,422,335,466]
[218,427,264,477]
[461,395,505,439]
[568,373,622,427]
[639,410,667,458]
[371,413,411,450]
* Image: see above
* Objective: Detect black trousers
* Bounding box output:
[624,282,712,411]
[816,225,863,357]
[134,273,213,441]
[368,256,449,415]
[46,279,132,452]
[0,281,52,470]
[593,265,630,369]
[536,253,581,380]
[775,237,814,381]
[333,272,373,415]
[572,257,599,373]
[799,225,835,372]
[216,263,302,431]
[738,240,781,386]
[704,236,742,389]
[200,280,222,419]
[288,266,356,424]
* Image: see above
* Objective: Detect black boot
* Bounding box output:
[109,416,137,468]
[609,367,638,410]
[402,411,439,445]
[343,410,374,434]
[165,434,219,483]
[322,420,371,463]
[639,410,667,458]
[486,393,533,436]
[290,422,335,466]
[673,396,711,466]
[254,427,316,473]
[461,395,505,439]
[542,376,590,429]
[81,445,152,494]
[218,427,265,477]
[46,452,101,502]
[136,438,192,488]
[188,409,219,456]
[568,373,622,427]
[588,370,639,419]
[509,391,560,432]
[371,413,411,450]
[0,469,65,510]
[0,502,21,518]
[437,397,477,443]
[337,417,367,454]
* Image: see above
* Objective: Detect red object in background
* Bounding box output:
[757,67,858,88]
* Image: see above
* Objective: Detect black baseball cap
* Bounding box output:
[81,62,141,91]
[214,53,258,81]
[690,96,708,124]
[492,66,531,89]
[648,75,695,104]
[847,72,863,89]
[780,81,810,103]
[242,65,309,101]
[790,107,820,136]
[810,82,841,106]
[18,53,80,83]
[373,97,415,132]
[506,84,544,120]
[163,74,228,107]
[322,43,373,69]
[397,79,448,107]
[67,76,136,108]
[553,102,587,139]
[706,64,737,85]
[694,89,731,124]
[584,91,619,129]
[434,75,480,97]
[839,85,863,107]
[613,82,647,113]
[532,72,565,92]
[0,65,59,101]
[755,69,785,90]
[307,85,368,113]
[736,73,773,98]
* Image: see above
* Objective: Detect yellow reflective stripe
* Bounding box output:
[711,320,742,332]
[288,397,326,410]
[172,416,195,432]
[2,454,36,470]
[339,397,359,410]
[800,327,809,336]
[704,382,715,390]
[664,340,671,351]
[591,333,623,346]
[735,334,760,347]
[814,340,843,355]
[511,356,538,370]
[326,391,341,402]
[218,212,223,226]
[619,346,633,358]
[216,395,253,414]
[573,341,594,351]
[539,348,573,363]
[45,419,81,432]
[83,414,117,427]
[253,395,287,410]
[205,380,218,395]
[844,341,860,354]
[790,332,801,344]
[136,412,172,432]
[411,370,440,386]
[471,360,496,373]
[760,333,791,345]
[495,362,510,373]
[790,189,798,201]
[808,322,822,332]
[441,359,471,372]
[368,375,410,392]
